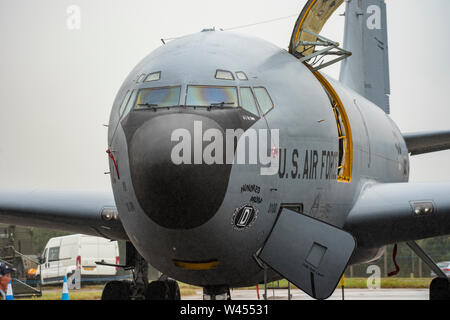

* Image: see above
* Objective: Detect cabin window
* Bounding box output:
[236,72,248,81]
[145,72,161,82]
[186,86,239,107]
[119,90,132,117]
[240,87,259,116]
[215,70,235,80]
[135,86,181,109]
[136,74,146,83]
[253,87,274,114]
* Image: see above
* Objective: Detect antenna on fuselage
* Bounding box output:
[222,14,298,31]
[160,13,298,44]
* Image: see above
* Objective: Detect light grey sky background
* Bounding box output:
[0,0,449,192]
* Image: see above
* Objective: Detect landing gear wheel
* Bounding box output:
[101,281,131,300]
[430,277,450,300]
[166,279,181,300]
[145,279,180,300]
[145,281,170,300]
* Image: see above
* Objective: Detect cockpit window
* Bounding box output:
[186,86,239,107]
[215,70,235,81]
[136,74,146,83]
[236,72,248,81]
[119,90,132,117]
[122,90,138,118]
[253,87,274,114]
[135,86,181,109]
[145,72,161,82]
[240,87,259,116]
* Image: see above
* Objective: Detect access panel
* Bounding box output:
[259,208,355,299]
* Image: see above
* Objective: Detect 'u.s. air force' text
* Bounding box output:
[278,149,339,180]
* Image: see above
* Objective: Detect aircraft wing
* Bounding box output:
[344,182,450,248]
[0,189,128,240]
[403,130,450,155]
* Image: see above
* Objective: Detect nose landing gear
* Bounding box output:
[203,285,231,300]
[100,242,180,300]
[145,275,181,300]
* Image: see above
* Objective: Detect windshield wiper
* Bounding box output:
[210,101,235,107]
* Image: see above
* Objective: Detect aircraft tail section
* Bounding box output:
[340,0,390,114]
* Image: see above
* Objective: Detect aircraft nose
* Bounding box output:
[128,113,232,230]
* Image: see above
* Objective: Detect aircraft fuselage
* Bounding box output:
[107,31,409,287]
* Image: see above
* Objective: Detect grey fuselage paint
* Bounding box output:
[107,31,408,287]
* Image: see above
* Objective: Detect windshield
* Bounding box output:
[135,86,181,108]
[186,86,239,107]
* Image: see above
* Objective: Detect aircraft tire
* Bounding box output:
[101,280,131,300]
[145,280,171,300]
[430,277,450,300]
[166,279,181,300]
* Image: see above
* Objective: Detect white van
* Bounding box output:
[38,234,119,285]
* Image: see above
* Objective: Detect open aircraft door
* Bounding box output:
[259,208,355,300]
[288,0,354,183]
[289,0,346,61]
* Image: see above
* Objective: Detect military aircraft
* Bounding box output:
[1,0,450,300]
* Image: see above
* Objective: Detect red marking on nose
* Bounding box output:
[106,149,120,180]
[271,147,279,158]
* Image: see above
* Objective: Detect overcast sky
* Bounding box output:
[0,0,449,191]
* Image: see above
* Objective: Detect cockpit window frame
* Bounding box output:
[134,85,182,110]
[185,85,240,108]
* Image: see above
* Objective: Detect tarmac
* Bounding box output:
[183,288,429,300]
[35,285,430,300]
